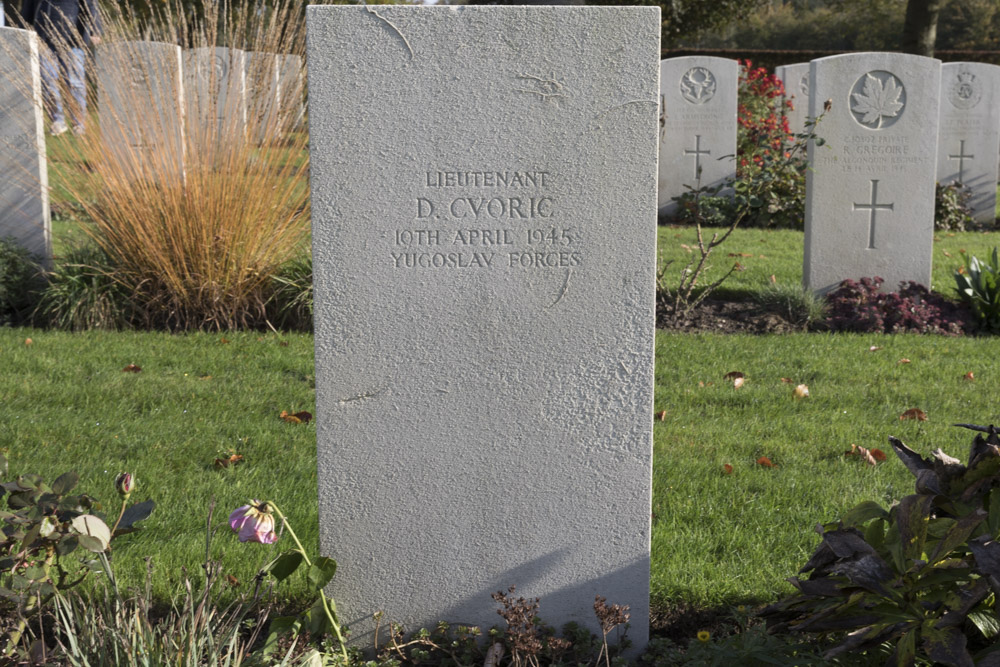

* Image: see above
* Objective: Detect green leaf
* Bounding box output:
[55,535,79,556]
[988,488,1000,537]
[261,616,300,657]
[897,494,933,561]
[843,501,889,528]
[302,598,332,637]
[928,510,986,565]
[50,472,78,496]
[891,627,916,666]
[968,610,1000,639]
[114,500,155,534]
[264,551,303,582]
[307,557,338,591]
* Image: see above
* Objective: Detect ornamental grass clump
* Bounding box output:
[8,0,311,330]
[763,422,1000,665]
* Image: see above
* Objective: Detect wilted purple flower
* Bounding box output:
[229,501,278,544]
[115,472,134,499]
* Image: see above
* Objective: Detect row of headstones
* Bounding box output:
[0,26,304,264]
[658,55,1000,293]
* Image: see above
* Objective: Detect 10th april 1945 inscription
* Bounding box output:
[390,169,583,270]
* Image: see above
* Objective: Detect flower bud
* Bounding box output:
[115,472,134,498]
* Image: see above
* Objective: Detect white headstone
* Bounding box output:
[277,53,303,130]
[657,56,737,216]
[804,53,942,294]
[307,4,658,653]
[936,62,1000,224]
[0,27,50,263]
[247,52,279,143]
[97,40,186,182]
[776,62,810,137]
[184,46,247,144]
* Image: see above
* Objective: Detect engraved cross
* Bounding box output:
[948,139,974,183]
[853,179,894,250]
[684,135,710,179]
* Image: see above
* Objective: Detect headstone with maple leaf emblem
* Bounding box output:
[935,62,1000,225]
[307,6,657,656]
[0,27,51,265]
[657,56,737,216]
[804,53,941,294]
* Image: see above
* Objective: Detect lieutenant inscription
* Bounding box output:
[391,169,582,270]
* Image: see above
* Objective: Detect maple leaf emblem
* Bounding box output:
[851,73,904,128]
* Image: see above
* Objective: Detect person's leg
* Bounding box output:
[39,47,67,134]
[65,47,87,132]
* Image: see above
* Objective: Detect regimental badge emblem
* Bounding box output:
[850,70,905,130]
[200,54,228,83]
[949,69,982,110]
[799,74,809,97]
[680,67,716,105]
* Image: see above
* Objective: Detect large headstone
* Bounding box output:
[184,46,247,145]
[936,62,1000,224]
[0,27,50,263]
[307,5,658,653]
[97,40,186,182]
[776,62,810,137]
[657,56,737,216]
[804,53,941,294]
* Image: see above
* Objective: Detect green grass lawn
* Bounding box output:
[0,329,320,603]
[5,325,1000,615]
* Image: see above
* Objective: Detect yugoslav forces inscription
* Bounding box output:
[391,168,583,270]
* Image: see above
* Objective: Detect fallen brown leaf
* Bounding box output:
[756,456,776,468]
[869,346,882,352]
[122,364,142,373]
[279,341,289,347]
[226,574,240,587]
[657,410,667,421]
[898,358,911,364]
[723,464,734,475]
[214,453,245,469]
[794,384,810,398]
[780,377,794,384]
[220,337,230,344]
[900,408,928,422]
[964,371,975,381]
[24,338,32,346]
[680,243,693,253]
[728,252,753,258]
[280,410,313,424]
[845,443,883,466]
[733,377,745,389]
[943,251,952,258]
[769,274,777,284]
[723,371,745,380]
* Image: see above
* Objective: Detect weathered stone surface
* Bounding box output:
[184,46,246,143]
[0,27,50,263]
[776,62,810,137]
[97,40,186,182]
[307,5,658,653]
[657,56,737,215]
[936,62,1000,224]
[804,53,941,294]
